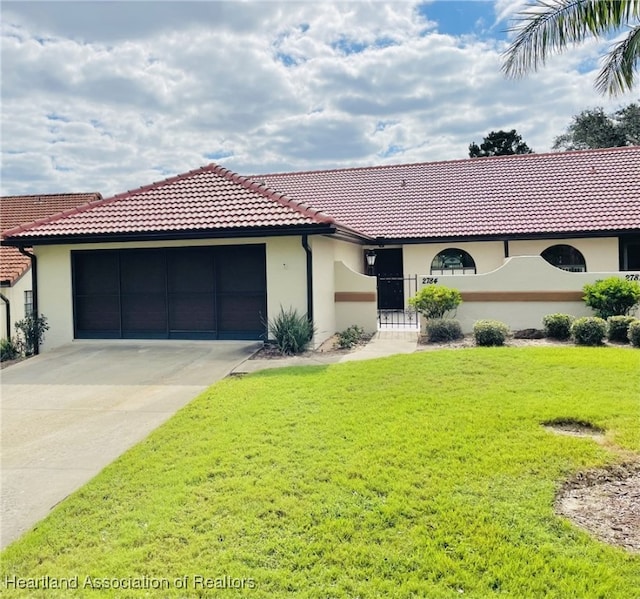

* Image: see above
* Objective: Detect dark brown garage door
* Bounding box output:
[72,245,266,340]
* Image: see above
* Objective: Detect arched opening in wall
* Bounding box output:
[430,248,476,275]
[541,244,587,272]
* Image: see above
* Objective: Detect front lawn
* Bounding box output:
[2,347,639,598]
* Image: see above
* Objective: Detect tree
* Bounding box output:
[468,129,533,158]
[615,101,640,143]
[553,101,640,150]
[502,0,640,96]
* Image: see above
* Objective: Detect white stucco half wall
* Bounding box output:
[418,255,640,333]
[334,261,377,333]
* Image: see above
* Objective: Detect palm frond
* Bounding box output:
[595,24,640,95]
[502,0,640,79]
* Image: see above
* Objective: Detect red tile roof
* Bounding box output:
[2,147,639,251]
[3,165,335,242]
[1,193,102,285]
[254,146,640,240]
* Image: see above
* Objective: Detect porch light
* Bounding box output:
[365,250,376,274]
[366,250,377,267]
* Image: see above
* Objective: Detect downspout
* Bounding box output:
[17,247,39,355]
[503,240,510,259]
[301,235,313,323]
[0,293,10,339]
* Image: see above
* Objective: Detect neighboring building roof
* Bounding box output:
[254,146,640,241]
[2,165,336,243]
[1,193,102,285]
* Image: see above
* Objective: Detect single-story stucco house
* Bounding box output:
[2,146,639,351]
[0,193,103,339]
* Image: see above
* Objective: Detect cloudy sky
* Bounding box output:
[1,0,636,197]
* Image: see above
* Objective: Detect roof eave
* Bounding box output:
[0,223,339,247]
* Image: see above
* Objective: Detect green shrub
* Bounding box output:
[336,325,366,349]
[473,320,509,346]
[571,317,607,346]
[0,337,20,362]
[542,313,574,340]
[409,285,462,320]
[15,313,49,356]
[628,320,640,348]
[582,277,640,319]
[607,315,636,343]
[425,319,463,342]
[267,307,315,355]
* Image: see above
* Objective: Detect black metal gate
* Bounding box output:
[377,275,419,330]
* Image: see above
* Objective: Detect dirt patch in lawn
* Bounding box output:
[556,462,640,553]
[545,419,640,553]
[543,418,605,440]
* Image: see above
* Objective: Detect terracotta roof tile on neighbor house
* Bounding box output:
[254,146,640,240]
[1,193,102,285]
[3,165,335,242]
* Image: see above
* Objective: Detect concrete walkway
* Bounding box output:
[233,330,419,374]
[339,330,419,362]
[1,340,260,549]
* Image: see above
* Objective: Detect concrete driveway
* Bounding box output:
[0,340,260,549]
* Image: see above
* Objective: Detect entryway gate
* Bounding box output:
[377,275,419,330]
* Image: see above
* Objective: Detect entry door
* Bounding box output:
[375,248,404,310]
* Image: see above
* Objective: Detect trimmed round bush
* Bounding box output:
[582,277,640,319]
[607,315,636,343]
[409,285,462,319]
[542,313,574,340]
[571,316,607,346]
[628,320,640,348]
[425,319,463,342]
[473,320,509,346]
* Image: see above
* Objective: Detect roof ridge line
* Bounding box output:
[253,145,640,178]
[211,164,337,226]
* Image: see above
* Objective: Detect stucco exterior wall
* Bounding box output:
[401,237,620,278]
[416,255,640,333]
[310,236,337,345]
[332,239,365,273]
[0,272,31,339]
[509,237,619,271]
[34,236,309,351]
[334,261,377,333]
[403,241,505,276]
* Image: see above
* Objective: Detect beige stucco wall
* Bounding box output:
[334,261,377,333]
[401,237,620,278]
[34,236,309,351]
[403,241,505,277]
[509,237,619,271]
[310,236,337,345]
[416,255,640,333]
[0,272,31,339]
[333,239,364,273]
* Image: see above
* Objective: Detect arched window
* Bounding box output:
[541,244,587,272]
[430,248,476,275]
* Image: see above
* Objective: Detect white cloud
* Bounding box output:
[1,0,635,197]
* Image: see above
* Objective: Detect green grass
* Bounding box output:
[2,347,639,598]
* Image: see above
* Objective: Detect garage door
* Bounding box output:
[72,245,266,340]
